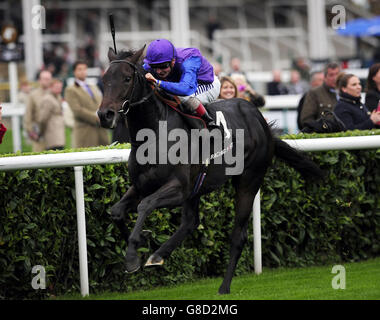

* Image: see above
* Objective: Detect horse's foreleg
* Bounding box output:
[145,196,200,267]
[125,179,184,273]
[111,186,140,243]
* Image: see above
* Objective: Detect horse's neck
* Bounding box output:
[126,92,167,141]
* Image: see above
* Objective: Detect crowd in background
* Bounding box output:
[2,46,380,151]
[213,56,380,133]
[17,60,109,152]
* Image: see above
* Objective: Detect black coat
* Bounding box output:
[266,81,288,95]
[364,89,380,112]
[335,92,377,130]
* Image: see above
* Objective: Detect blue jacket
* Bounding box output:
[143,48,214,96]
[334,92,378,130]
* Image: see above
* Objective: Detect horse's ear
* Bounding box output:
[108,47,117,62]
[131,44,146,64]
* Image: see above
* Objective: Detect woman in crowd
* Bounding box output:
[365,63,380,112]
[230,74,265,107]
[335,73,380,130]
[36,79,66,150]
[218,76,238,99]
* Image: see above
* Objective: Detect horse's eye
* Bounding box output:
[125,77,131,83]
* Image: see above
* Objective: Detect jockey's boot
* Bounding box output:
[182,97,219,129]
[191,100,219,129]
[200,111,219,129]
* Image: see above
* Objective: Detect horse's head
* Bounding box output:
[97,45,146,128]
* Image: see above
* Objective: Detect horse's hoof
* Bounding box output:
[125,255,141,273]
[144,254,164,267]
[141,229,152,237]
[125,265,140,273]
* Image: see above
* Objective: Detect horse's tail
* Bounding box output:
[273,137,325,180]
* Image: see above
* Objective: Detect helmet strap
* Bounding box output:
[169,58,175,72]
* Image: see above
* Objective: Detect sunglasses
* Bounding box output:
[150,62,171,70]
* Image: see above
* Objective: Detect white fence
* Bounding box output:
[1,136,380,297]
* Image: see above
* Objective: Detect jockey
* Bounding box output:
[143,39,220,128]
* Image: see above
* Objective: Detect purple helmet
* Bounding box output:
[144,39,177,65]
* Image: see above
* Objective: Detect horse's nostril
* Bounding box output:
[105,110,115,120]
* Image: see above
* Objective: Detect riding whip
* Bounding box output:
[109,13,117,54]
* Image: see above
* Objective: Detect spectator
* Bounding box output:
[231,74,265,107]
[205,15,221,53]
[229,57,253,87]
[372,42,380,64]
[229,57,245,78]
[218,76,237,99]
[23,70,52,152]
[292,57,310,81]
[309,70,325,88]
[299,62,340,129]
[36,79,65,150]
[18,79,32,105]
[206,15,221,42]
[335,73,380,130]
[84,37,96,67]
[266,70,288,95]
[212,61,224,78]
[0,104,7,144]
[64,61,109,148]
[296,71,324,130]
[364,63,380,112]
[286,70,309,95]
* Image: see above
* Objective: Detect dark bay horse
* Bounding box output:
[97,46,324,294]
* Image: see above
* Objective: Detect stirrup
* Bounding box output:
[206,121,219,129]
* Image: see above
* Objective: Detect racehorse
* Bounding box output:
[97,46,324,294]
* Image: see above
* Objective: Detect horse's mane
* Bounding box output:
[114,49,146,72]
[115,50,136,60]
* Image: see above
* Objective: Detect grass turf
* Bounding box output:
[56,257,380,300]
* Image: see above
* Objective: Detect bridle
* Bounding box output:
[110,59,156,116]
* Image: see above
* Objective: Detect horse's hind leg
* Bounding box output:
[145,196,200,267]
[218,175,264,294]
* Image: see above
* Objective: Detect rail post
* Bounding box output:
[253,190,262,275]
[74,166,89,297]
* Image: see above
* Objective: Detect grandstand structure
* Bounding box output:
[0,0,379,82]
[1,0,379,148]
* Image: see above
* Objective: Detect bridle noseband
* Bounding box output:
[110,59,156,116]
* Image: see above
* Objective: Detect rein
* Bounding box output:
[153,90,181,109]
[110,59,156,115]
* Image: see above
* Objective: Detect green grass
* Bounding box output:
[56,257,380,300]
[0,128,73,154]
[0,128,32,154]
[0,127,116,155]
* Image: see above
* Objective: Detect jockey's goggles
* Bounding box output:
[149,62,171,70]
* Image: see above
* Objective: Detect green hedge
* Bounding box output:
[1,131,380,299]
